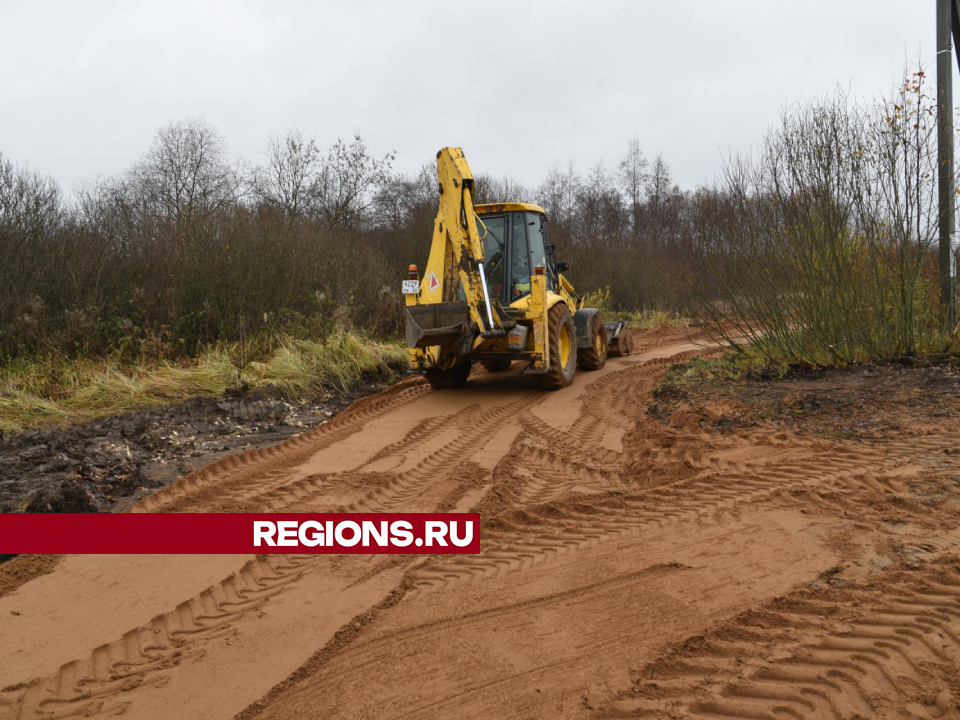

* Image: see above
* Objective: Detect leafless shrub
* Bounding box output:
[691,70,954,363]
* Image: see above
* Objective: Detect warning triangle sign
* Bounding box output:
[429,272,440,292]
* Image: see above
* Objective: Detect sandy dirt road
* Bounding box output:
[3,326,960,720]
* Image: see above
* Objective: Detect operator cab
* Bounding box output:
[474,203,558,305]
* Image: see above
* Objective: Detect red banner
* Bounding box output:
[0,513,480,554]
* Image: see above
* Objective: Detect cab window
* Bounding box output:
[479,214,507,303]
[526,211,547,270]
[527,212,558,291]
[509,212,531,300]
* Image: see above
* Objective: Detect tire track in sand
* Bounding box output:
[402,346,945,600]
[0,555,314,720]
[243,392,541,513]
[613,559,960,719]
[403,446,901,600]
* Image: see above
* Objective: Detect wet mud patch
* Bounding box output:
[0,381,397,515]
[652,357,960,442]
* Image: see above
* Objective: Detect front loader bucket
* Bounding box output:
[605,320,632,357]
[406,302,474,353]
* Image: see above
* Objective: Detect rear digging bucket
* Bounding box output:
[406,302,473,352]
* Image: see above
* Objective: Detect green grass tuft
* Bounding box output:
[0,330,408,435]
[662,352,791,388]
[581,286,691,328]
[243,329,409,396]
[606,309,691,328]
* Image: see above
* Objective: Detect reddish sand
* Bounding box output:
[3,325,960,720]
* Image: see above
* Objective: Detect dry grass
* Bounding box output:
[661,353,787,386]
[608,309,691,328]
[243,331,409,396]
[582,287,691,328]
[0,330,408,434]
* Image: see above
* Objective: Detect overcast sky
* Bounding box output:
[0,0,947,195]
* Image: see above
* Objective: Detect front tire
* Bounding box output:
[577,313,608,370]
[536,304,577,390]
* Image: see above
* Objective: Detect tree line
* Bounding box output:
[1,65,955,365]
[0,123,691,361]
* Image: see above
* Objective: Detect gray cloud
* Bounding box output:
[0,0,941,194]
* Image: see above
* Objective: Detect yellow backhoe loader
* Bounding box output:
[403,147,630,390]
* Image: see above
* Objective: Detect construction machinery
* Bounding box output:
[403,147,629,390]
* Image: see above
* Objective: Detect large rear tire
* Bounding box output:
[425,359,471,389]
[535,304,577,390]
[577,313,608,371]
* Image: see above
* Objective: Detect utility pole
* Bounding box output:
[937,0,958,329]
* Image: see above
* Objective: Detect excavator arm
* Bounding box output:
[406,148,512,363]
[433,147,504,335]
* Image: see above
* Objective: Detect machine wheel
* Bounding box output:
[425,360,471,389]
[536,304,577,390]
[481,358,512,373]
[577,314,608,370]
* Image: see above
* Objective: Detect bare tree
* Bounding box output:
[0,152,62,240]
[473,173,531,205]
[253,128,322,217]
[132,119,244,222]
[0,153,64,336]
[576,162,624,243]
[372,163,434,228]
[645,153,680,248]
[617,136,648,239]
[537,160,582,242]
[313,133,394,229]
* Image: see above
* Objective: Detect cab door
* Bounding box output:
[479,214,508,304]
[506,211,531,301]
